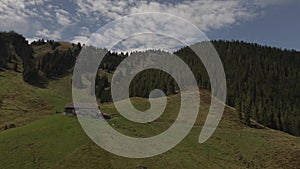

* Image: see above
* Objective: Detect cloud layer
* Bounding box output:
[0,0,289,50]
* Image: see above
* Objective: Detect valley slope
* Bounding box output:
[0,75,299,168]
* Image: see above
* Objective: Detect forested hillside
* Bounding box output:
[176,41,300,136]
[0,31,81,86]
[0,31,40,85]
[94,41,300,136]
[32,40,82,78]
[0,31,299,136]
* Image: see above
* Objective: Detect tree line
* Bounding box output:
[95,41,300,136]
[0,31,81,86]
[0,31,41,85]
[0,32,299,136]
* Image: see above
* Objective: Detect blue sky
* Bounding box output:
[0,0,299,50]
[208,0,300,50]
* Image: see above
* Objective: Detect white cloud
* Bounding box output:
[70,26,91,44]
[86,13,208,52]
[75,0,132,19]
[0,1,27,33]
[26,37,40,43]
[25,0,49,6]
[79,26,91,36]
[0,0,293,46]
[0,0,48,35]
[77,0,259,52]
[55,9,72,27]
[36,29,62,40]
[75,0,257,33]
[252,0,292,7]
[71,35,89,44]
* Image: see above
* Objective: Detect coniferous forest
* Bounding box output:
[177,41,300,136]
[0,31,299,136]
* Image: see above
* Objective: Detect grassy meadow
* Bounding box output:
[0,71,72,130]
[0,73,299,168]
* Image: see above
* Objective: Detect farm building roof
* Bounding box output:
[64,103,99,109]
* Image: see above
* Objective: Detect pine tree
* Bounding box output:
[243,93,252,126]
[13,62,18,72]
[166,78,175,95]
[235,98,242,121]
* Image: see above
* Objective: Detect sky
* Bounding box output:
[0,0,299,51]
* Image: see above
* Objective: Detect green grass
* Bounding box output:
[0,71,72,129]
[0,41,79,129]
[0,115,88,169]
[0,91,299,169]
[0,70,299,169]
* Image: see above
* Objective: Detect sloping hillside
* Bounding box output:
[0,32,80,130]
[0,90,299,169]
[0,32,299,168]
[0,71,72,130]
[1,31,299,136]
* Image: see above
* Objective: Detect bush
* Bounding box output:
[8,123,16,129]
